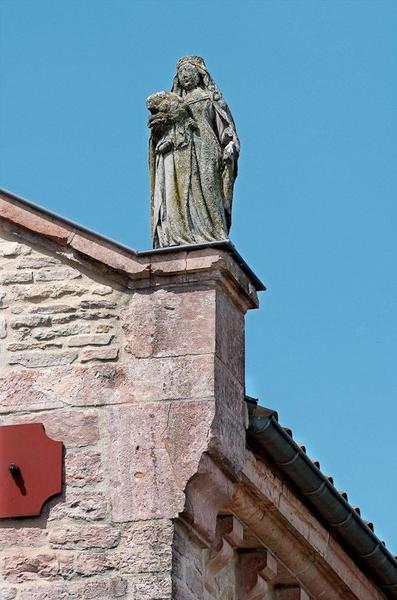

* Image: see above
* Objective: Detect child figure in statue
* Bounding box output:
[148,56,239,248]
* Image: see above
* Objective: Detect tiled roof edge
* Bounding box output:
[246,403,397,597]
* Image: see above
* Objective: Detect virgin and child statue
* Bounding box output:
[147,56,240,248]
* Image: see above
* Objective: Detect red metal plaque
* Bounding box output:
[0,423,63,518]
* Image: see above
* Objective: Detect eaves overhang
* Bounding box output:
[246,402,397,597]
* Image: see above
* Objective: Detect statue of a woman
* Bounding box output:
[147,56,239,248]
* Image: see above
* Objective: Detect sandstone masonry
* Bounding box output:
[0,191,390,600]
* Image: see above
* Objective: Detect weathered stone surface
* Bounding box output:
[65,449,103,487]
[7,342,62,351]
[92,285,113,295]
[30,304,76,314]
[49,492,107,521]
[0,552,74,583]
[0,316,6,338]
[15,283,89,300]
[0,242,31,257]
[122,519,174,547]
[69,231,149,278]
[122,288,215,358]
[0,200,71,244]
[95,323,113,333]
[80,299,117,309]
[16,255,60,269]
[75,544,172,576]
[0,587,17,600]
[80,347,119,362]
[7,409,99,447]
[10,315,51,329]
[0,528,47,550]
[35,268,81,282]
[0,271,33,285]
[32,323,90,340]
[35,363,125,406]
[51,313,79,324]
[67,333,113,347]
[17,576,128,600]
[49,524,120,549]
[0,370,63,413]
[131,573,172,599]
[123,354,214,402]
[8,350,77,368]
[148,56,238,248]
[216,287,245,384]
[107,400,214,521]
[0,288,7,308]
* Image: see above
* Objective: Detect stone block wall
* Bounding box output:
[0,216,257,599]
[0,228,179,598]
[0,237,123,371]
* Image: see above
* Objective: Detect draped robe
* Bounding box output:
[149,88,238,248]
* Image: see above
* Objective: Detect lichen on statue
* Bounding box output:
[147,56,239,249]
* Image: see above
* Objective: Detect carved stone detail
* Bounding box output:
[204,514,244,594]
[274,586,310,600]
[147,56,240,248]
[237,550,277,600]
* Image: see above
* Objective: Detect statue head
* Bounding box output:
[177,62,201,91]
[172,55,222,103]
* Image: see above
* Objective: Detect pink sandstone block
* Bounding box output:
[107,400,215,522]
[0,199,71,244]
[121,287,216,358]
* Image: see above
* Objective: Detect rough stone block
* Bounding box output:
[80,298,117,309]
[16,255,60,269]
[8,350,77,368]
[80,346,119,362]
[122,287,215,358]
[92,285,113,295]
[7,409,100,447]
[67,333,113,347]
[0,271,33,285]
[17,576,128,599]
[0,316,6,338]
[35,268,81,281]
[65,449,103,487]
[122,519,174,547]
[7,341,62,352]
[16,283,89,301]
[49,492,108,521]
[131,573,172,599]
[30,304,77,314]
[0,528,47,550]
[32,322,90,340]
[107,400,214,521]
[0,552,74,583]
[49,524,120,549]
[10,315,51,329]
[0,242,31,257]
[0,587,17,600]
[216,287,245,384]
[0,370,64,413]
[123,354,214,402]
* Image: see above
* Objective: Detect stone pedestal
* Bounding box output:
[109,246,261,525]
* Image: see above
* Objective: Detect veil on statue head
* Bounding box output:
[172,56,225,106]
[171,56,239,152]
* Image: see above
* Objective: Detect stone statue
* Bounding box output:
[147,56,239,248]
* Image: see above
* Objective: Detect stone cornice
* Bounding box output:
[0,188,263,311]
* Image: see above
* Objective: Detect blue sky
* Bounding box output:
[1,0,396,551]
